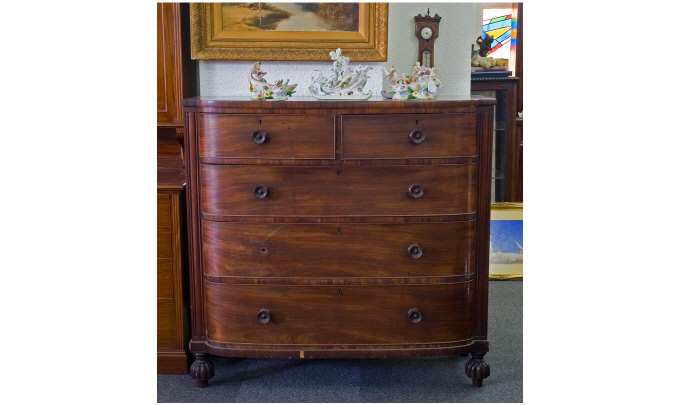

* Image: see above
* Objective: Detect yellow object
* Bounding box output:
[472,54,507,69]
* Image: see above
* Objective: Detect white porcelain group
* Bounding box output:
[382,62,442,100]
[308,48,372,100]
[249,49,443,101]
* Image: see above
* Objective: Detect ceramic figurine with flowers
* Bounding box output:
[249,62,297,101]
[309,48,372,100]
[382,62,442,100]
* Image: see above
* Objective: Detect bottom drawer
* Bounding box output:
[205,282,474,345]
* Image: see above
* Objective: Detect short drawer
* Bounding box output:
[200,164,477,216]
[199,114,335,159]
[342,113,477,158]
[202,222,476,278]
[205,282,474,345]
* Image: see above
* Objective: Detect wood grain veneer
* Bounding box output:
[342,113,477,158]
[200,164,477,216]
[199,114,335,159]
[202,222,476,278]
[204,282,474,345]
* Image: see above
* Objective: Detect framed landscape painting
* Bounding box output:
[190,2,388,61]
[489,203,523,280]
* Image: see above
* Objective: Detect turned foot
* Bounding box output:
[465,352,490,387]
[189,353,214,388]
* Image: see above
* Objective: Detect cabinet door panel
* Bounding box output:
[157,3,181,123]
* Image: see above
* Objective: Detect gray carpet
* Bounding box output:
[157,280,522,402]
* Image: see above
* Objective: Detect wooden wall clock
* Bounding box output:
[414,9,441,68]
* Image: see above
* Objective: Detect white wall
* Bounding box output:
[199,3,480,97]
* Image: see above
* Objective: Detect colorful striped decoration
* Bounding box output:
[482,11,514,56]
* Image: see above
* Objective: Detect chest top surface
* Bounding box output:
[182,95,494,111]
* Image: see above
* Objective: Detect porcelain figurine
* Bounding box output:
[382,62,442,100]
[309,48,372,100]
[249,62,297,100]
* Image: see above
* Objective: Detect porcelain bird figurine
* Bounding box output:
[249,62,297,100]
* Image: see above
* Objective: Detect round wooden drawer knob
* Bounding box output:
[407,308,422,324]
[251,130,268,144]
[257,308,271,324]
[253,184,269,199]
[408,244,423,259]
[409,129,426,144]
[408,184,424,199]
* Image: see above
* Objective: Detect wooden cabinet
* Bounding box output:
[183,97,494,387]
[157,3,196,373]
[515,117,523,201]
[471,77,522,202]
[157,3,195,125]
[157,185,188,373]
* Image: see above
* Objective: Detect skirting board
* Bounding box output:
[158,350,189,374]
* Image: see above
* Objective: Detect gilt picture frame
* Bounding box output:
[190,3,388,61]
[489,202,523,280]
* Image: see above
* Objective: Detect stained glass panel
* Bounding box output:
[482,8,515,60]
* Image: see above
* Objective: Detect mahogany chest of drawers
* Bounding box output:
[182,96,494,387]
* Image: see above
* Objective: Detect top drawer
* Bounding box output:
[342,113,477,159]
[199,114,335,159]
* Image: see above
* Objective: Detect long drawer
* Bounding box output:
[342,113,477,159]
[205,282,474,345]
[199,114,335,159]
[200,164,477,216]
[202,222,476,278]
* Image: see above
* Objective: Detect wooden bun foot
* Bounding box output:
[189,353,214,388]
[465,352,490,387]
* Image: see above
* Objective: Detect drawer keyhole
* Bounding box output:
[259,244,270,256]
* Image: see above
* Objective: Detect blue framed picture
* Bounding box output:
[489,203,523,279]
